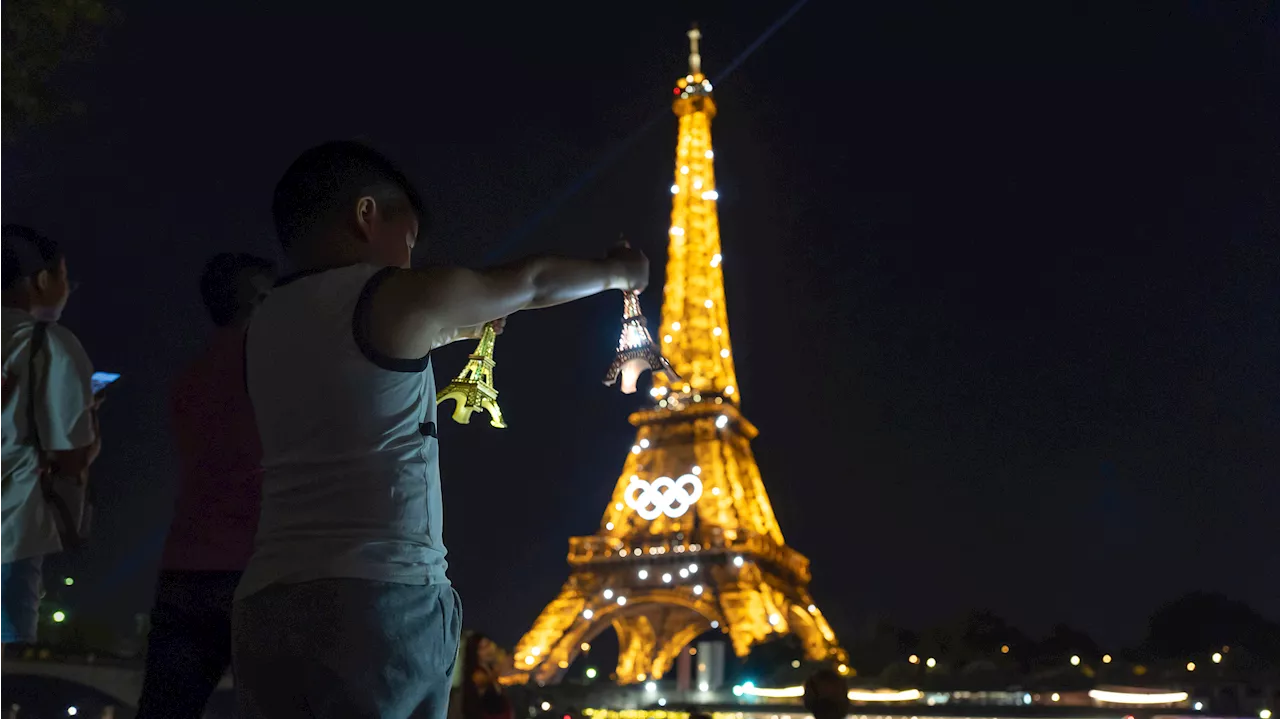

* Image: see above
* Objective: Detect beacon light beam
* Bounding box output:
[489,0,814,260]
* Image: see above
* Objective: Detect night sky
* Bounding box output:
[5,0,1278,650]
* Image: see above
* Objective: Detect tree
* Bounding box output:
[1143,592,1280,666]
[848,617,917,675]
[2,0,111,138]
[955,609,1029,658]
[1031,623,1100,668]
[916,609,1029,667]
[738,634,807,683]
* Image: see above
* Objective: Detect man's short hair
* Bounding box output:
[2,225,62,290]
[271,140,429,250]
[200,253,275,327]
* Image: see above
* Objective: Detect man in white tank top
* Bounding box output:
[232,141,648,719]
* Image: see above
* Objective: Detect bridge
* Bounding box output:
[3,658,1268,719]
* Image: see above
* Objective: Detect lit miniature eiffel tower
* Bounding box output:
[604,290,678,394]
[436,321,507,428]
[507,27,844,685]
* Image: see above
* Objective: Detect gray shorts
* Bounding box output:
[232,579,461,719]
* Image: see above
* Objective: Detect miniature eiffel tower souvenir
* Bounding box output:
[603,290,678,394]
[436,321,507,428]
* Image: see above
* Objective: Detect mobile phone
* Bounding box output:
[91,372,121,395]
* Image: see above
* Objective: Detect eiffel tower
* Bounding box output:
[507,27,845,686]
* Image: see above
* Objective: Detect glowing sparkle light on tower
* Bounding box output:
[507,26,844,687]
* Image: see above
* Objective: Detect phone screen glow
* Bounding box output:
[91,372,121,394]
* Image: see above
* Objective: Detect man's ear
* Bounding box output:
[33,269,54,293]
[353,196,378,243]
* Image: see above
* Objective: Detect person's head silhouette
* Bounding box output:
[803,669,850,719]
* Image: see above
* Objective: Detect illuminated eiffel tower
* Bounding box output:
[508,27,845,685]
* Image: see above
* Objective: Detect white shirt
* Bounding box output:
[238,264,447,600]
[1,306,96,563]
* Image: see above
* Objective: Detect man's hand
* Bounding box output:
[455,317,507,343]
[85,413,102,468]
[476,317,507,339]
[606,242,649,294]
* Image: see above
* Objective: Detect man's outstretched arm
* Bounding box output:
[369,244,649,359]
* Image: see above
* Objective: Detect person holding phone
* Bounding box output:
[232,141,648,718]
[1,224,100,646]
[134,253,275,718]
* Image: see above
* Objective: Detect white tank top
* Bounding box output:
[236,263,447,600]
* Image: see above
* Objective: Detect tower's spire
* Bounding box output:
[687,24,702,75]
[659,25,734,404]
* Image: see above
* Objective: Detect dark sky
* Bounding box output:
[6,0,1278,651]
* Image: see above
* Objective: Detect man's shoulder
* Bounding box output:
[248,264,383,349]
[256,264,382,311]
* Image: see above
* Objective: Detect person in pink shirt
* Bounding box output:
[135,253,274,718]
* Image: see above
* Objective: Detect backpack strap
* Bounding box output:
[26,321,91,548]
[26,321,48,455]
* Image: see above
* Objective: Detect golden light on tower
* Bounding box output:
[505,27,844,686]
